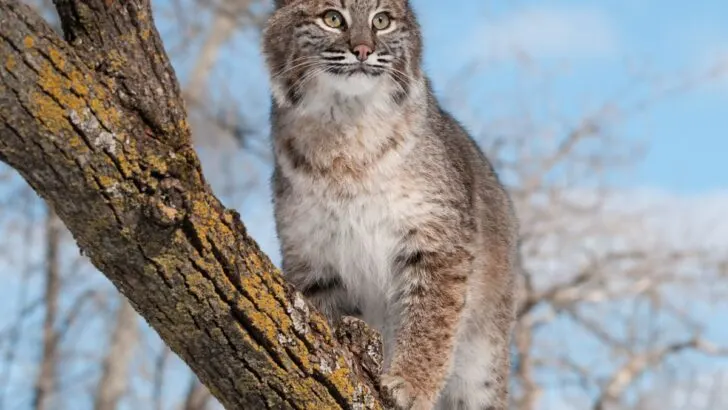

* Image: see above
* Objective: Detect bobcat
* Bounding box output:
[262,1,518,408]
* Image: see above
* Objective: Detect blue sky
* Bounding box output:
[411,0,728,194]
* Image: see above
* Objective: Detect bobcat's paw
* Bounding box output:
[380,373,433,410]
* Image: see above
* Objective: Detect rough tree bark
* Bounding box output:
[0,0,385,408]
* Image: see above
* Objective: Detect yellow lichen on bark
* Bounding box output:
[4,55,16,72]
[20,44,146,197]
[30,90,70,135]
[329,356,357,398]
[48,47,67,70]
[104,49,126,73]
[144,154,170,175]
[31,61,110,136]
[35,64,84,112]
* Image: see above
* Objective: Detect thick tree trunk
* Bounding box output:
[0,0,384,408]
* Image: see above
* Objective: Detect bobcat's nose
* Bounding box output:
[352,44,373,62]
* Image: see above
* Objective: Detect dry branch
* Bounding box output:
[593,337,728,410]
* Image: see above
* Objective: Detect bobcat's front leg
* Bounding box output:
[282,257,359,326]
[381,242,470,410]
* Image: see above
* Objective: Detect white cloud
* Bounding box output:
[469,7,619,61]
[540,187,728,252]
[615,188,728,251]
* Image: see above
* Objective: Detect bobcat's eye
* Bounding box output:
[323,10,344,29]
[372,12,391,30]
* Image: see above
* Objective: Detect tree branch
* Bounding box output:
[0,0,383,408]
[593,337,728,410]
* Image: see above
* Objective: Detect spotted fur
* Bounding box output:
[262,1,518,409]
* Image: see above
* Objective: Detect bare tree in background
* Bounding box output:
[183,379,211,410]
[461,66,728,409]
[32,209,61,410]
[183,0,265,105]
[94,299,138,410]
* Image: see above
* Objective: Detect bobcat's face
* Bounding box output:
[263,0,422,104]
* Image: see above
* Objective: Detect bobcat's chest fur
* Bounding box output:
[276,110,421,329]
[284,182,412,329]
